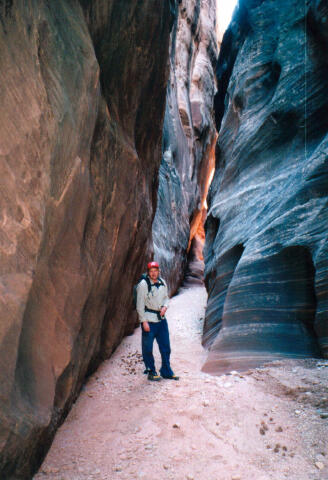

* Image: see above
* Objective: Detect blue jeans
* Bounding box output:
[141,318,174,377]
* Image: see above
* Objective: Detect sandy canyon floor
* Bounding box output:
[34,285,328,480]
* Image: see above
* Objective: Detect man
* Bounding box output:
[136,261,179,381]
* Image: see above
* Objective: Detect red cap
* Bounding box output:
[147,261,159,270]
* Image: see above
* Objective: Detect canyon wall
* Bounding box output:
[152,0,217,293]
[203,0,328,374]
[0,1,174,477]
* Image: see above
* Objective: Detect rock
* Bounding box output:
[203,400,210,406]
[320,413,328,419]
[317,361,328,367]
[260,422,268,432]
[315,461,324,470]
[231,476,241,480]
[44,466,59,474]
[152,0,217,294]
[202,0,328,375]
[0,1,174,477]
[173,423,181,429]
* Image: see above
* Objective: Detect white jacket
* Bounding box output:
[136,277,169,323]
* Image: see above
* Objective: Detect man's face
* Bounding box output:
[148,267,159,281]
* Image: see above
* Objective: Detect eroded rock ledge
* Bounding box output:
[203,0,328,374]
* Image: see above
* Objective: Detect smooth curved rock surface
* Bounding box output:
[0,1,173,477]
[203,0,328,374]
[152,0,217,294]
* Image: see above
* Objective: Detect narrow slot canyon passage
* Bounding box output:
[1,0,328,478]
[34,277,327,480]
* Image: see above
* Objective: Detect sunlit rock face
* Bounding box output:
[0,1,173,477]
[203,0,328,374]
[152,0,217,294]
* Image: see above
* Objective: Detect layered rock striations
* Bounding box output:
[0,1,174,477]
[152,0,217,293]
[203,0,328,374]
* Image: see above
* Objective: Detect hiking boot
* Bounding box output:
[147,372,161,381]
[143,368,151,374]
[161,374,180,380]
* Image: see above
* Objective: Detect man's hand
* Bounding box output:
[160,306,167,317]
[142,321,150,332]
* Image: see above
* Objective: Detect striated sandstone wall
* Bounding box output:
[152,0,217,293]
[0,1,174,477]
[203,0,328,374]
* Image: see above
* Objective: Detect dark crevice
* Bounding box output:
[202,244,245,349]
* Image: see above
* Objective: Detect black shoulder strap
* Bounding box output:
[145,275,152,293]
